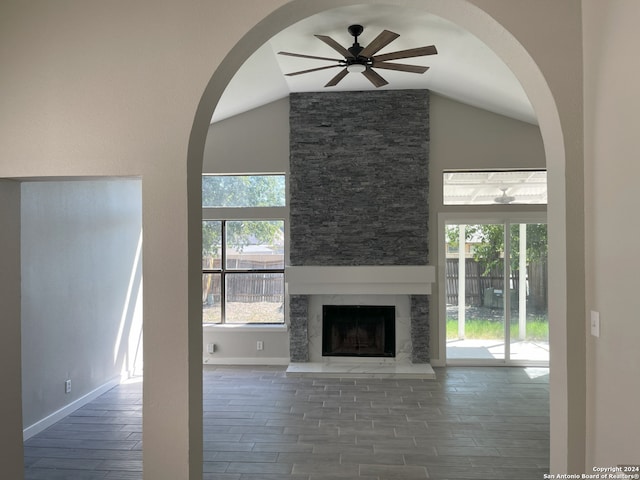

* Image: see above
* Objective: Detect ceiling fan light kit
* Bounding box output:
[347,63,366,73]
[278,24,437,88]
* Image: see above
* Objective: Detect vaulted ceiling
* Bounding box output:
[211,5,536,125]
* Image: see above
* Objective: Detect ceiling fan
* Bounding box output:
[278,24,437,88]
[494,187,516,204]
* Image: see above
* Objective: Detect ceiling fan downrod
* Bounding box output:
[347,24,365,57]
[345,25,371,72]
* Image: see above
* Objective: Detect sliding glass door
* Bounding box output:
[445,223,506,360]
[444,217,548,365]
[507,222,549,363]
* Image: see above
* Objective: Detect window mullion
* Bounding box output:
[221,220,227,324]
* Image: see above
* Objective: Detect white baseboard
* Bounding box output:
[23,376,121,441]
[203,356,290,366]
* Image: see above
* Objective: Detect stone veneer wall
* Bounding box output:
[411,295,430,363]
[289,295,309,362]
[288,90,430,362]
[289,90,429,265]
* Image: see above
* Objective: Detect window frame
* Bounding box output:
[443,169,547,206]
[202,173,286,208]
[202,173,288,326]
[202,219,285,324]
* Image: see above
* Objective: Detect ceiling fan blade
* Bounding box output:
[362,67,388,88]
[373,45,438,62]
[359,30,400,58]
[285,64,342,77]
[315,34,355,59]
[325,68,349,87]
[278,51,343,62]
[372,61,429,74]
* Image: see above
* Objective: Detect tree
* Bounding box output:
[202,175,285,208]
[201,175,286,258]
[446,223,548,310]
[447,223,547,274]
[202,221,283,260]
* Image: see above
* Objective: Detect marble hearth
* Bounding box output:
[286,361,435,379]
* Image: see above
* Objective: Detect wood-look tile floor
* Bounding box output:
[24,366,550,479]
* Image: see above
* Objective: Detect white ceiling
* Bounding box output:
[211,5,536,125]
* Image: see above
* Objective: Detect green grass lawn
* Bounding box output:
[446,317,548,341]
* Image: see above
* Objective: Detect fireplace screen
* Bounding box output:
[322,305,395,357]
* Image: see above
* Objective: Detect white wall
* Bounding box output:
[0,180,23,477]
[21,179,142,432]
[583,0,640,468]
[204,97,289,174]
[203,93,546,364]
[203,326,290,365]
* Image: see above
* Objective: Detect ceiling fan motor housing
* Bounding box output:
[347,25,367,64]
[348,24,364,39]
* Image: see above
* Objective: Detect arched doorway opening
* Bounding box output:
[188,0,577,473]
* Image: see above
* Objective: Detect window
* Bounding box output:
[202,174,286,324]
[202,174,285,207]
[202,220,284,324]
[443,170,547,205]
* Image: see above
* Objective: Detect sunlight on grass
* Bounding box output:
[203,302,283,324]
[446,317,548,341]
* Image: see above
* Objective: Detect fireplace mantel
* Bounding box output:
[286,266,435,295]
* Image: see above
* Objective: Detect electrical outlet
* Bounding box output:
[590,310,600,337]
[257,340,264,351]
[64,379,71,394]
[207,343,215,354]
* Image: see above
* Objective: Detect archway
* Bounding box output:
[188,0,579,474]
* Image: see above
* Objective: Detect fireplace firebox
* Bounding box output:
[322,305,395,357]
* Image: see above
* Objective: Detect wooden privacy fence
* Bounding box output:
[202,256,285,304]
[446,258,547,310]
[202,273,284,304]
[226,274,284,302]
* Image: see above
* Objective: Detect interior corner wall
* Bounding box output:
[0,179,24,477]
[21,179,142,432]
[582,0,640,468]
[203,98,290,174]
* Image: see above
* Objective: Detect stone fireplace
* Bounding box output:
[286,90,433,376]
[286,266,433,368]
